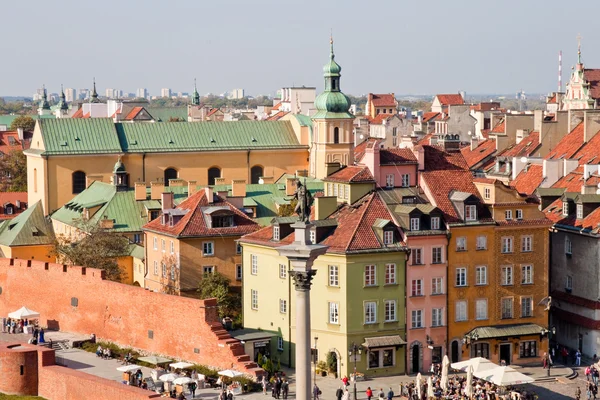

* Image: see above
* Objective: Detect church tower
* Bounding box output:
[310,37,355,179]
[188,78,203,122]
[37,85,51,116]
[55,85,69,118]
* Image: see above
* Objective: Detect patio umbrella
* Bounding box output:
[474,366,534,386]
[451,357,498,373]
[169,361,194,369]
[117,364,140,372]
[465,365,473,398]
[173,377,193,385]
[8,306,40,319]
[416,372,422,399]
[159,373,178,382]
[440,355,449,391]
[218,369,244,378]
[138,356,172,365]
[427,376,434,399]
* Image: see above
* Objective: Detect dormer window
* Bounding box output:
[577,204,583,219]
[562,201,569,216]
[484,187,491,200]
[309,230,316,244]
[465,205,477,221]
[505,210,512,221]
[431,217,440,230]
[410,217,420,231]
[212,215,234,228]
[273,226,280,241]
[5,205,13,215]
[383,230,394,245]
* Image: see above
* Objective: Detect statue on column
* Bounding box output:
[293,180,313,223]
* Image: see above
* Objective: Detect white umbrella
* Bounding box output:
[116,364,140,372]
[416,372,422,399]
[169,361,194,369]
[159,373,178,382]
[173,377,193,385]
[427,376,434,399]
[441,355,449,391]
[218,369,244,378]
[474,366,534,386]
[451,357,498,373]
[465,365,474,398]
[8,306,40,319]
[138,356,172,365]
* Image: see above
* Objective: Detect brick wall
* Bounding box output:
[0,343,39,396]
[0,258,261,377]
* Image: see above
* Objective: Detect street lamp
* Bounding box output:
[541,327,556,377]
[349,342,362,400]
[313,336,318,400]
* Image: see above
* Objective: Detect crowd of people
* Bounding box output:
[260,373,290,399]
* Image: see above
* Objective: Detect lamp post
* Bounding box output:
[314,336,318,400]
[542,327,556,377]
[349,342,362,400]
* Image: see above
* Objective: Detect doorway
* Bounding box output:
[412,345,420,373]
[578,334,583,352]
[499,344,511,365]
[451,341,459,363]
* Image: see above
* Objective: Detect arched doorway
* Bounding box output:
[208,167,221,186]
[251,165,263,184]
[164,168,178,186]
[327,349,341,378]
[412,344,420,373]
[451,340,459,363]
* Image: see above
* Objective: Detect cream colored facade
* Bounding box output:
[311,118,354,179]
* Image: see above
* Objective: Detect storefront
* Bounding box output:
[231,329,277,363]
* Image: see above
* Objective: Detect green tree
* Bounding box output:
[51,219,130,282]
[9,115,36,131]
[0,149,27,192]
[197,272,241,318]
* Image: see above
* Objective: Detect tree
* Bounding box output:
[0,149,27,192]
[51,219,130,282]
[197,272,241,318]
[9,115,35,131]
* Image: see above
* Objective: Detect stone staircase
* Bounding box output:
[209,323,262,376]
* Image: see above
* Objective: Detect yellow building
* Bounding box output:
[0,201,55,261]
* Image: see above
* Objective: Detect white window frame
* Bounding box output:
[162,262,167,277]
[309,230,316,244]
[456,237,466,251]
[516,209,523,220]
[475,266,487,285]
[401,174,410,187]
[432,308,443,327]
[153,237,158,251]
[465,205,477,221]
[577,204,583,219]
[279,264,287,279]
[161,239,166,253]
[203,241,214,256]
[476,235,487,250]
[501,297,514,319]
[328,265,339,287]
[566,275,573,290]
[521,235,532,252]
[432,246,443,264]
[565,236,572,255]
[505,210,512,220]
[384,300,397,322]
[154,260,158,275]
[384,263,396,285]
[279,299,287,314]
[484,187,491,199]
[251,289,258,310]
[277,337,284,351]
[383,230,394,244]
[411,248,423,265]
[170,240,174,254]
[410,217,420,231]
[203,265,215,276]
[475,299,488,320]
[456,267,467,287]
[329,302,339,324]
[431,216,440,230]
[521,296,533,317]
[501,265,513,285]
[411,279,423,297]
[333,183,338,197]
[501,236,513,253]
[236,243,242,254]
[273,226,280,241]
[344,185,349,200]
[251,254,258,275]
[432,277,443,295]
[386,174,394,188]
[562,201,569,216]
[411,309,423,329]
[364,265,377,286]
[365,301,377,324]
[235,264,242,281]
[455,300,467,321]
[521,264,533,284]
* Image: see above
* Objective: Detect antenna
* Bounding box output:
[558,50,562,93]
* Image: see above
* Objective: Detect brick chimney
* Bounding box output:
[214,177,226,186]
[134,182,147,201]
[205,187,214,204]
[169,179,185,187]
[231,180,247,197]
[583,110,600,143]
[188,180,197,197]
[161,192,174,212]
[286,177,298,196]
[362,140,381,181]
[412,145,425,171]
[150,182,165,200]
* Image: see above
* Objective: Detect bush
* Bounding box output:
[191,364,219,378]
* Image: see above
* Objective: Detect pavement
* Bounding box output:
[0,331,586,399]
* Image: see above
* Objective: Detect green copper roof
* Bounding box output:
[0,201,54,247]
[313,39,353,120]
[128,243,145,260]
[323,40,341,76]
[0,114,55,127]
[146,107,188,122]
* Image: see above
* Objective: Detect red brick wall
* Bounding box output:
[0,258,261,376]
[0,344,39,395]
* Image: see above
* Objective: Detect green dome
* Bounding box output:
[315,91,351,113]
[113,159,126,173]
[323,58,341,76]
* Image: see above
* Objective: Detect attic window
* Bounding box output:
[577,204,583,219]
[402,196,416,204]
[465,205,477,221]
[410,217,420,231]
[60,141,68,146]
[169,139,174,144]
[251,137,257,142]
[212,215,234,228]
[210,137,216,143]
[562,201,569,216]
[273,226,280,241]
[5,205,13,215]
[131,140,138,145]
[31,227,39,236]
[383,230,395,245]
[75,136,80,141]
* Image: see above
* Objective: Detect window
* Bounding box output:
[327,183,333,195]
[344,185,349,200]
[161,239,166,252]
[476,235,487,250]
[277,337,284,351]
[251,255,258,275]
[203,241,214,256]
[565,236,572,255]
[411,279,423,296]
[170,266,176,280]
[521,296,533,317]
[5,205,13,215]
[273,226,280,241]
[365,302,377,324]
[162,263,167,277]
[471,343,490,359]
[521,236,532,252]
[203,266,215,276]
[384,300,397,322]
[475,266,487,285]
[153,261,158,275]
[212,215,234,228]
[279,264,287,279]
[384,264,396,284]
[368,350,380,369]
[456,237,466,251]
[456,268,467,287]
[455,300,467,321]
[431,217,440,230]
[170,241,174,254]
[501,297,513,319]
[516,209,523,220]
[251,290,258,310]
[562,201,569,216]
[521,265,533,284]
[577,204,583,219]
[207,167,221,186]
[333,184,338,197]
[236,243,242,254]
[465,205,477,221]
[432,247,443,264]
[392,127,397,136]
[328,265,339,286]
[309,230,316,244]
[72,171,86,194]
[153,237,158,250]
[410,218,420,231]
[501,237,513,253]
[250,165,263,185]
[411,309,423,328]
[411,248,423,265]
[432,308,443,327]
[333,127,340,144]
[235,264,242,281]
[432,277,443,295]
[519,341,537,358]
[505,209,514,220]
[401,174,410,187]
[164,168,178,186]
[368,348,395,369]
[475,299,488,320]
[566,275,573,290]
[329,302,339,324]
[484,187,491,199]
[501,265,513,285]
[364,265,376,286]
[383,230,394,244]
[279,299,287,314]
[386,174,394,188]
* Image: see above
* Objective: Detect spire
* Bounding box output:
[58,84,68,111]
[39,84,50,110]
[192,78,200,106]
[330,32,335,60]
[577,33,583,65]
[90,77,100,103]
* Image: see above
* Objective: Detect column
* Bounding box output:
[291,270,316,400]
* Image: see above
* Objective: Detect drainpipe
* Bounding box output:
[288,258,292,367]
[404,249,409,375]
[247,150,251,183]
[142,152,146,182]
[445,230,451,359]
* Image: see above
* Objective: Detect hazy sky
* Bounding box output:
[3,0,600,97]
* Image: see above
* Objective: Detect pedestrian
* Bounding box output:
[342,375,349,388]
[313,384,321,400]
[262,375,268,396]
[189,380,197,398]
[543,352,548,369]
[275,377,282,399]
[587,366,592,381]
[336,386,344,400]
[366,386,373,400]
[378,387,385,399]
[577,349,582,366]
[594,368,599,385]
[342,388,349,400]
[282,379,289,400]
[387,387,394,400]
[563,347,569,365]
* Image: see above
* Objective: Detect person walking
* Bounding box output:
[562,347,569,365]
[366,387,373,400]
[313,384,321,400]
[336,386,344,400]
[387,387,394,400]
[275,377,282,399]
[189,380,197,398]
[281,379,289,400]
[262,376,268,396]
[577,350,582,366]
[378,388,385,399]
[543,352,548,369]
[342,388,349,400]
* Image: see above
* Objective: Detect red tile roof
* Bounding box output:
[491,120,505,134]
[324,166,375,183]
[124,106,144,121]
[548,94,558,104]
[435,94,464,106]
[584,69,600,99]
[272,102,282,111]
[542,189,600,232]
[354,138,379,162]
[571,128,600,164]
[501,131,540,158]
[369,94,396,107]
[143,189,259,238]
[71,108,84,118]
[266,111,289,121]
[380,148,418,165]
[511,165,544,196]
[368,113,395,124]
[206,108,222,117]
[0,192,27,220]
[417,133,435,146]
[471,102,501,112]
[460,139,496,168]
[546,122,584,160]
[0,131,25,154]
[421,112,441,123]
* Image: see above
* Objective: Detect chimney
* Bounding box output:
[325,162,342,177]
[205,187,214,204]
[231,179,247,197]
[582,184,597,195]
[214,177,226,186]
[533,110,543,133]
[261,176,274,184]
[296,169,309,177]
[169,179,185,187]
[286,177,298,196]
[583,164,600,180]
[161,192,174,212]
[16,200,21,209]
[134,182,147,201]
[17,128,24,141]
[187,180,197,197]
[314,196,338,220]
[563,159,578,177]
[568,109,584,133]
[542,159,562,187]
[470,137,479,150]
[583,110,600,143]
[363,140,381,180]
[100,217,114,230]
[150,181,165,200]
[412,145,425,171]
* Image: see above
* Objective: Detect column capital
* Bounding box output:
[291,270,317,291]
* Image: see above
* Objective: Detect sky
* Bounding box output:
[3,0,600,97]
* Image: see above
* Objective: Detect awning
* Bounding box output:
[467,323,544,340]
[230,328,278,342]
[362,335,406,349]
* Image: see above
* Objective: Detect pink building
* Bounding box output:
[358,139,419,188]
